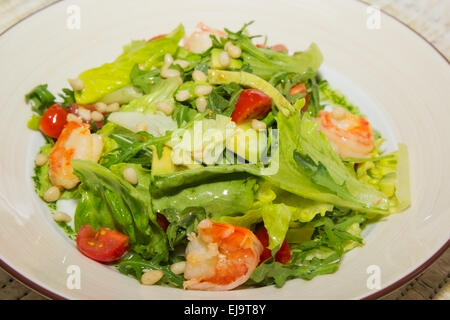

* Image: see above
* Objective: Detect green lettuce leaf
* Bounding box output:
[152,177,257,219]
[120,77,181,114]
[75,24,184,104]
[72,160,169,262]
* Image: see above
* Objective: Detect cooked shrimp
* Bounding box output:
[183,22,227,54]
[316,106,375,158]
[49,121,104,189]
[184,219,263,291]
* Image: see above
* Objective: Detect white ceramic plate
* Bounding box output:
[0,0,449,300]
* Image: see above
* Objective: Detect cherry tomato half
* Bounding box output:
[39,104,68,138]
[289,83,309,112]
[231,89,272,124]
[76,225,129,263]
[255,226,291,265]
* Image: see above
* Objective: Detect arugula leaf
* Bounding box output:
[162,207,206,248]
[130,65,162,94]
[172,103,198,127]
[58,88,75,107]
[25,84,55,115]
[117,253,184,288]
[100,130,169,167]
[207,82,242,116]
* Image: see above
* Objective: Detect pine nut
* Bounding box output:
[173,59,190,69]
[53,211,72,223]
[68,78,84,91]
[66,113,82,123]
[155,101,174,115]
[141,270,163,286]
[194,85,212,96]
[136,122,148,132]
[175,90,191,102]
[195,97,207,112]
[219,51,230,67]
[95,102,108,113]
[251,119,267,131]
[224,41,233,52]
[227,44,242,59]
[192,70,207,82]
[35,153,48,167]
[160,68,181,78]
[91,111,104,122]
[164,53,173,67]
[170,261,186,275]
[106,102,120,113]
[78,108,91,121]
[44,186,61,202]
[123,167,138,185]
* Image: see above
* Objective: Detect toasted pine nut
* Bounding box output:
[219,51,230,67]
[91,111,104,122]
[175,90,191,102]
[106,102,120,113]
[251,119,267,131]
[78,108,91,121]
[136,122,148,132]
[53,211,72,223]
[123,167,138,185]
[35,153,48,167]
[195,97,207,112]
[68,78,84,91]
[194,85,212,96]
[141,270,163,286]
[161,68,181,78]
[155,101,174,115]
[95,102,108,113]
[170,261,186,275]
[44,186,61,202]
[192,70,207,82]
[173,59,190,69]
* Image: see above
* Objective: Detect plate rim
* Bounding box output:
[0,0,448,300]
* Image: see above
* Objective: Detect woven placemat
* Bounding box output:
[0,0,448,300]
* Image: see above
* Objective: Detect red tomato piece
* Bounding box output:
[255,226,291,264]
[231,89,272,124]
[271,44,288,52]
[76,225,129,263]
[289,83,309,112]
[148,34,167,42]
[156,213,170,232]
[39,104,68,138]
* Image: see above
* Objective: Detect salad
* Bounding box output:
[25,22,410,291]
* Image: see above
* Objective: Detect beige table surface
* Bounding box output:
[0,0,449,300]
